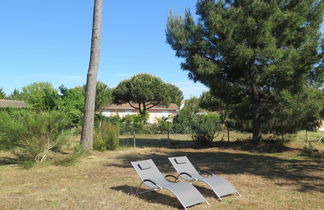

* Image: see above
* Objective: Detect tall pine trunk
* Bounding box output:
[81,0,103,151]
[252,99,262,143]
[251,82,262,143]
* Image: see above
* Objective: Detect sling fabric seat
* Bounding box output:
[131,159,208,209]
[168,156,240,200]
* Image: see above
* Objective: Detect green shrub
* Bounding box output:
[0,110,71,163]
[191,113,222,146]
[173,98,201,134]
[94,121,120,151]
[102,121,120,150]
[93,130,106,151]
[142,123,159,134]
[122,113,148,134]
[157,118,171,134]
[54,144,86,166]
[22,160,35,169]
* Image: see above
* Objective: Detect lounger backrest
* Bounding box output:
[131,159,168,188]
[168,156,200,179]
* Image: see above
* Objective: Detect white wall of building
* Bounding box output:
[102,110,176,124]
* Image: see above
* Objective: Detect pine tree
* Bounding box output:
[81,0,103,151]
[166,0,323,143]
[0,88,6,99]
[112,73,183,115]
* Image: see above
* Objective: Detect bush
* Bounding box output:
[101,113,149,135]
[191,113,222,146]
[93,130,106,151]
[54,144,86,166]
[156,118,171,134]
[94,121,120,151]
[0,110,71,163]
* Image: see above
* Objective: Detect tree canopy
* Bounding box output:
[112,73,183,115]
[173,97,201,134]
[0,88,5,99]
[56,85,85,126]
[11,82,58,110]
[94,81,112,111]
[166,0,323,142]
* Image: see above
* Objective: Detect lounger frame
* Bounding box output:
[131,159,209,209]
[169,156,241,200]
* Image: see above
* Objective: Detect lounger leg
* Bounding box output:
[136,181,159,195]
[135,181,145,195]
[236,191,241,197]
[177,198,188,210]
[204,198,210,206]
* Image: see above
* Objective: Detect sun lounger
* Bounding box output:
[168,156,240,200]
[131,159,209,209]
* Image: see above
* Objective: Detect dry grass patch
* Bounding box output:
[0,134,323,209]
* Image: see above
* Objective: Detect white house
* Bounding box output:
[101,103,180,124]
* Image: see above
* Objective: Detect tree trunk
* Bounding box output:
[81,0,103,151]
[252,100,262,143]
[227,122,230,142]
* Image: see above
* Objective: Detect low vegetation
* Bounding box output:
[0,110,82,168]
[94,121,120,151]
[191,113,221,146]
[0,133,323,209]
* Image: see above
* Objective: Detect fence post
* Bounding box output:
[133,122,136,148]
[167,122,170,147]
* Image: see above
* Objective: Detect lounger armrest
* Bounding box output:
[165,174,181,183]
[143,179,161,188]
[179,172,197,181]
[179,172,193,178]
[199,170,214,176]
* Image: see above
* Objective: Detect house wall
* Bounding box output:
[319,121,324,131]
[102,110,177,124]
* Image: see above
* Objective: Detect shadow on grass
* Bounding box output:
[0,156,20,165]
[212,140,296,153]
[110,185,215,208]
[120,136,298,154]
[107,150,324,193]
[119,138,193,149]
[110,185,183,209]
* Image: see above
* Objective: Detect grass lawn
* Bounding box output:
[0,132,323,209]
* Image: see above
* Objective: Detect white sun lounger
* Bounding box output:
[131,159,209,209]
[168,156,240,200]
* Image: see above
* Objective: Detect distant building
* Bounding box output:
[0,99,30,108]
[101,103,180,123]
[319,121,324,131]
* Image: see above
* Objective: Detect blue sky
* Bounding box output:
[0,1,323,99]
[0,0,207,99]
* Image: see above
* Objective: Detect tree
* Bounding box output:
[112,73,183,115]
[262,88,324,137]
[0,88,5,99]
[200,91,232,141]
[11,82,58,110]
[173,97,201,133]
[93,81,112,129]
[81,0,103,151]
[57,86,85,126]
[94,81,112,111]
[191,113,221,146]
[9,89,20,99]
[166,0,323,143]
